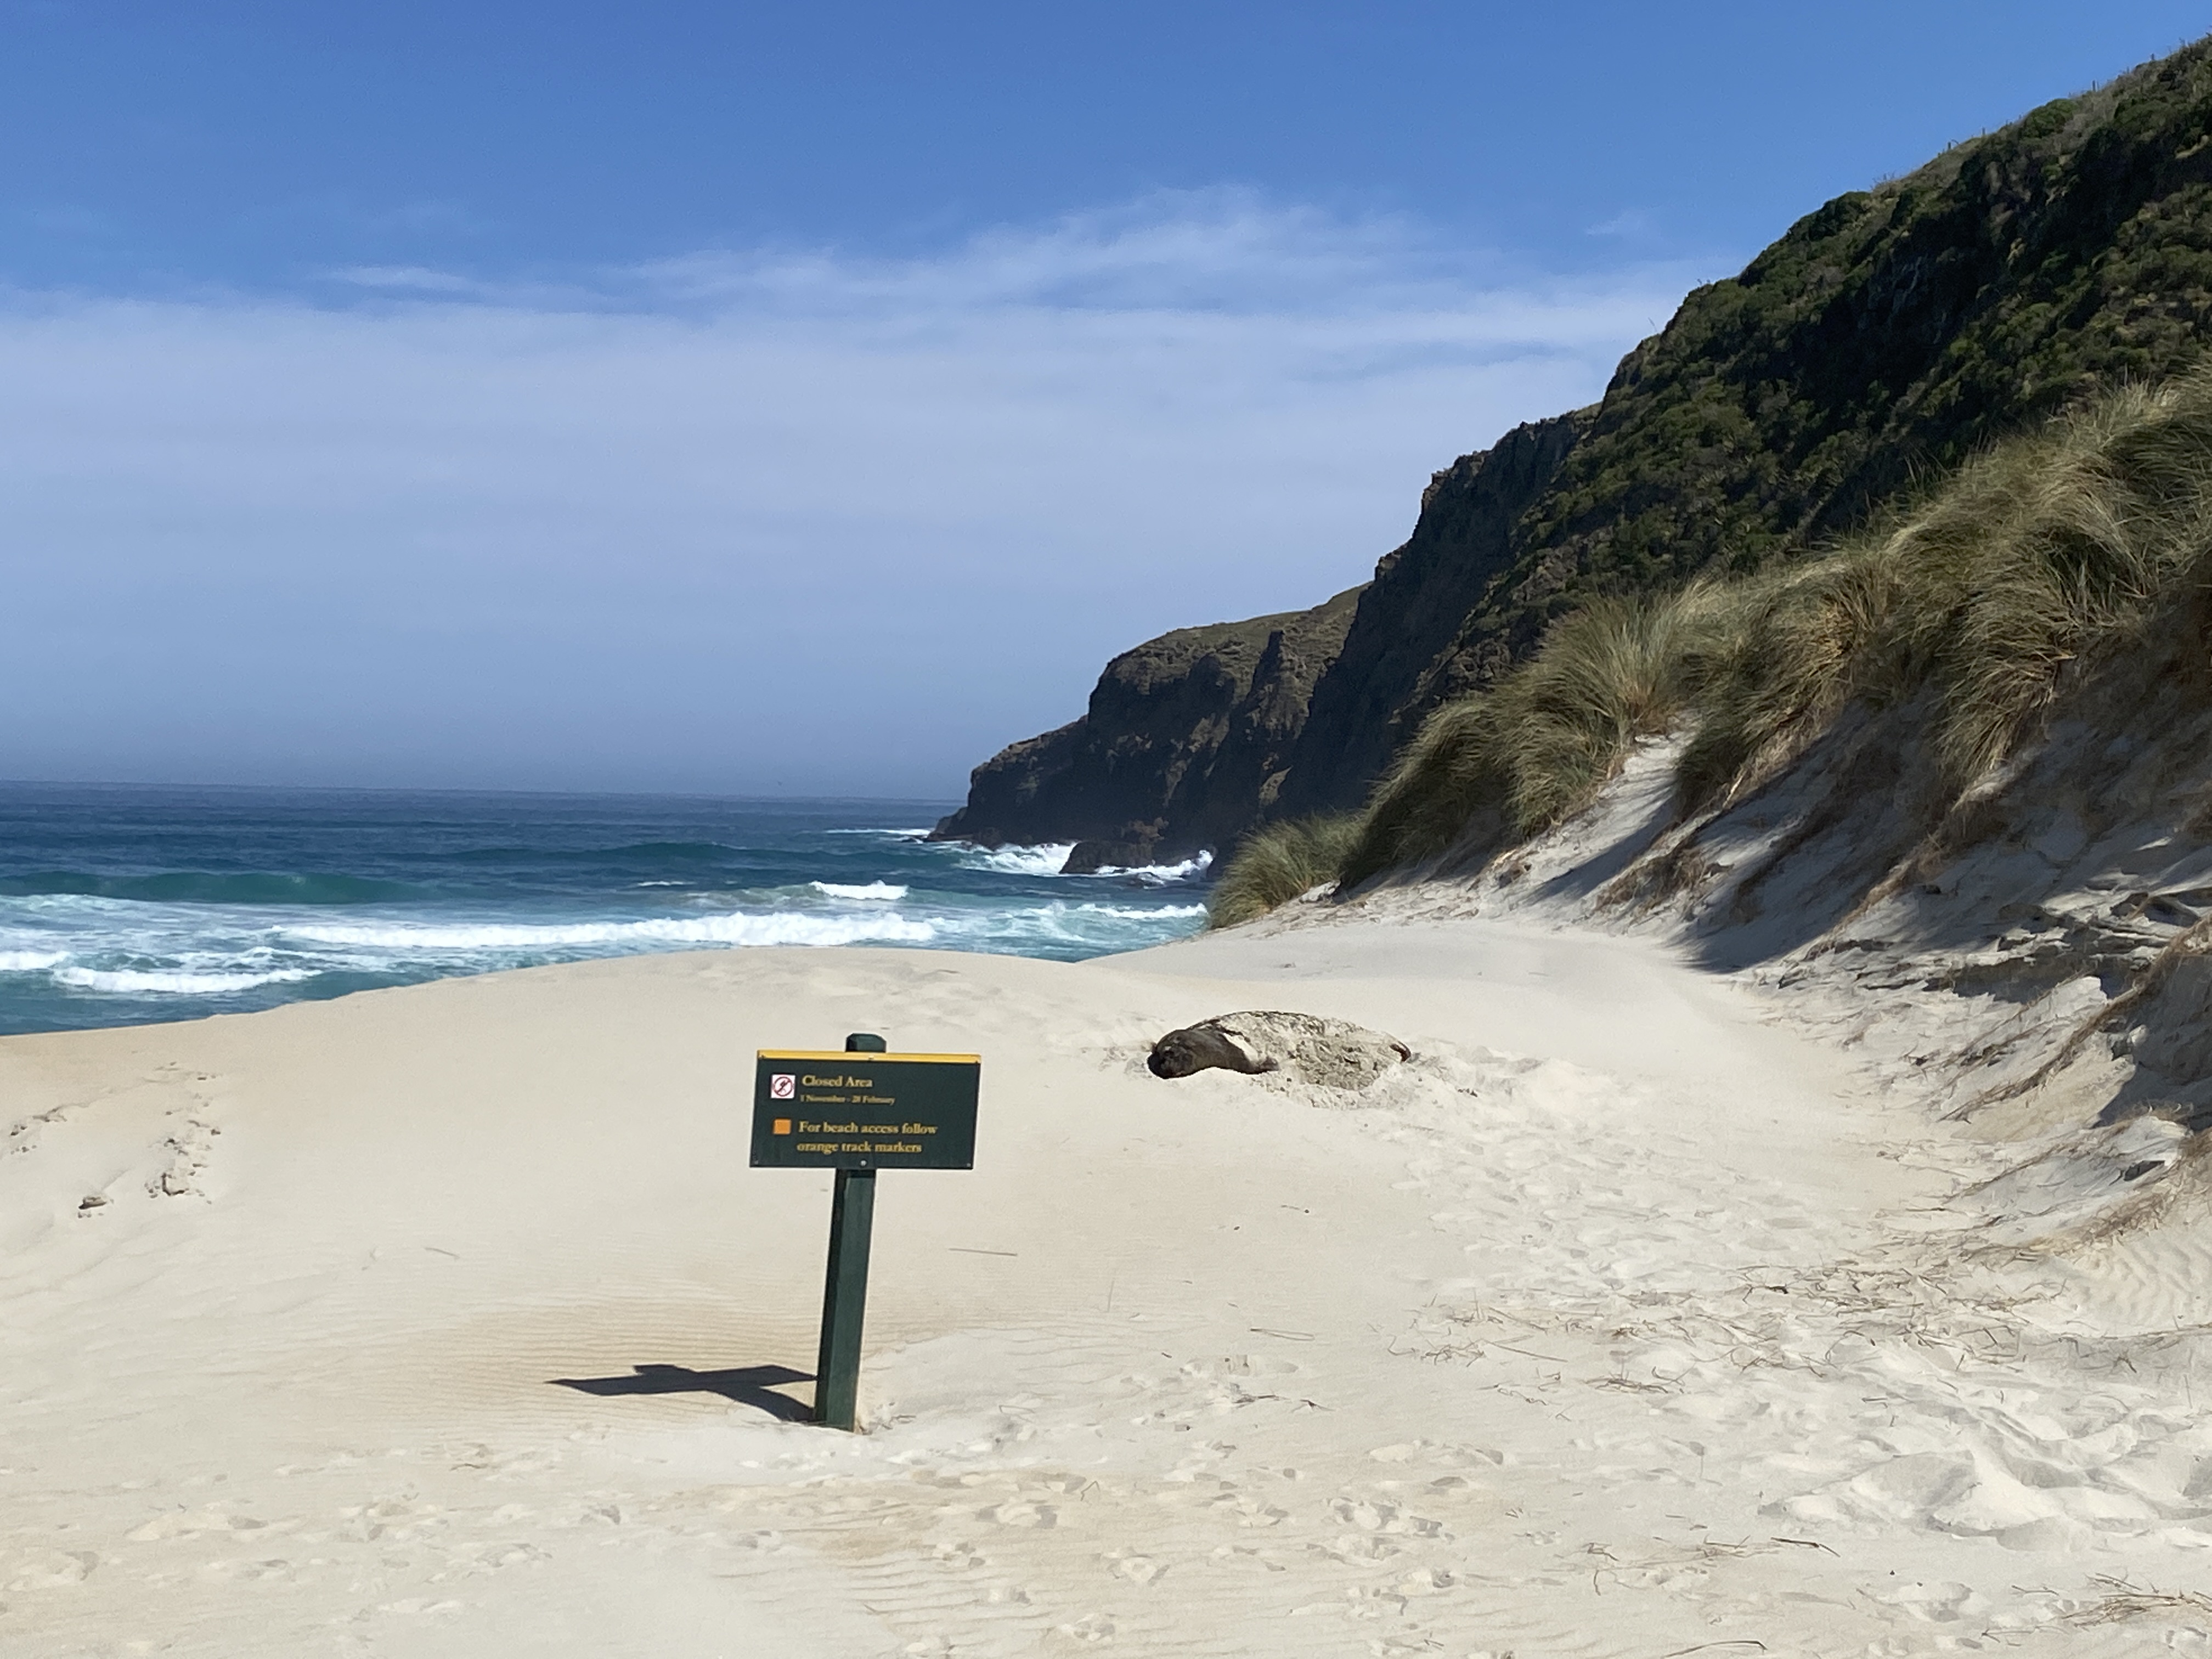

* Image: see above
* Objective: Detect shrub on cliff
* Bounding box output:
[1207,815,1363,928]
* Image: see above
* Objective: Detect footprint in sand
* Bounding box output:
[1205,1491,1288,1527]
[1871,1579,1988,1623]
[1329,1498,1443,1537]
[1104,1548,1162,1584]
[5,1549,97,1590]
[982,1499,1056,1528]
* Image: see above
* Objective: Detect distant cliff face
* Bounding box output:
[938,37,2212,859]
[928,588,1360,871]
[1270,410,1591,818]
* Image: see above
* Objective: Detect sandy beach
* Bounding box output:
[5,910,2211,1656]
[20,12,2212,1656]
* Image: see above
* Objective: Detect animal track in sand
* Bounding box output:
[3,1548,97,1591]
[146,1066,221,1200]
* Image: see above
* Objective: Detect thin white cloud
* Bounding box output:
[644,191,1488,314]
[325,264,485,292]
[1588,208,1660,240]
[0,197,1719,794]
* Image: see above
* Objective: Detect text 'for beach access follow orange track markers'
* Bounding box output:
[751,1035,981,1431]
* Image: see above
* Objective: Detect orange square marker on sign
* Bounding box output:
[772,1118,793,1135]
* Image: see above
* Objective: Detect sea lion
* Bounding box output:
[1148,1021,1274,1078]
[1147,1011,1411,1088]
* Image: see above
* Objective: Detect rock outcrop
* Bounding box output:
[1271,410,1592,818]
[928,587,1361,871]
[939,37,2212,863]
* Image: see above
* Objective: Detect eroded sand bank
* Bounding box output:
[4,922,2209,1655]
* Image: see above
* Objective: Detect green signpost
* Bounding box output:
[750,1034,981,1431]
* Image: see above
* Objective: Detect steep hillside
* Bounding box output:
[939,36,2212,852]
[1435,44,2212,704]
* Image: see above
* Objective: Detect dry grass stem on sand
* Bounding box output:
[2063,1576,2212,1624]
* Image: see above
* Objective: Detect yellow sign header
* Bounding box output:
[756,1049,981,1065]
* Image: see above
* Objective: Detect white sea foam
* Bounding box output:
[930,900,1208,949]
[958,843,1077,876]
[285,911,935,951]
[940,843,1211,883]
[810,881,908,901]
[0,950,69,973]
[55,966,319,995]
[1092,851,1215,883]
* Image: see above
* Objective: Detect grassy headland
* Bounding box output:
[1218,364,2212,918]
[945,39,2212,867]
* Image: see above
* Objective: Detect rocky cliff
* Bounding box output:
[1269,409,1591,818]
[928,586,1360,871]
[939,37,2212,859]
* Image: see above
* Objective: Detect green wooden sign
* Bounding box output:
[749,1049,980,1171]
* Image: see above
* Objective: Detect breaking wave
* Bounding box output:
[55,965,319,995]
[1092,851,1215,883]
[810,881,908,901]
[957,842,1077,876]
[285,911,936,951]
[936,843,1212,884]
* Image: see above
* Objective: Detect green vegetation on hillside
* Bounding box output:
[948,36,2212,864]
[1425,41,2212,700]
[1212,364,2212,922]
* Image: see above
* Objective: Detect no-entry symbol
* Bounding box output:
[770,1073,796,1099]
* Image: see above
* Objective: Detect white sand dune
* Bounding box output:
[7,910,2212,1655]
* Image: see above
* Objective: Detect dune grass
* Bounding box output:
[1335,592,1720,887]
[1682,373,2212,808]
[1206,815,1364,928]
[1209,364,2212,925]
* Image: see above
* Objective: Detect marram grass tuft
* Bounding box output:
[1206,815,1363,929]
[1338,591,1721,886]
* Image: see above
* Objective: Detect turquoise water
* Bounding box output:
[0,783,1210,1036]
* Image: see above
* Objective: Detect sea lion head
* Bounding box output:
[1147,1023,1265,1078]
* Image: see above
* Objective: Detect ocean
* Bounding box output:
[0,783,1211,1037]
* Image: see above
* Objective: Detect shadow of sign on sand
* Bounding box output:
[548,1363,814,1422]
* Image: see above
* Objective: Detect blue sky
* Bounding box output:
[3,2,2204,795]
